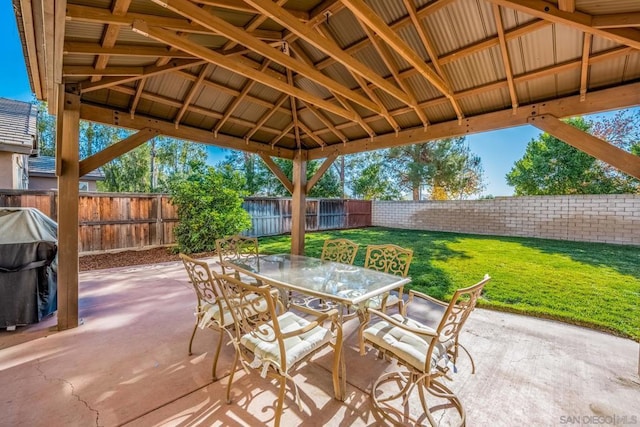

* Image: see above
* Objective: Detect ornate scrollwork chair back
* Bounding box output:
[320,238,360,265]
[215,235,259,278]
[363,244,413,311]
[179,253,232,380]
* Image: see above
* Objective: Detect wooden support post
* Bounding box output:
[56,84,81,330]
[290,150,307,255]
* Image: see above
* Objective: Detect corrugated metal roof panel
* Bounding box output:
[65,21,105,42]
[425,0,492,54]
[322,63,359,89]
[404,73,443,103]
[324,8,365,48]
[576,0,640,14]
[367,0,408,25]
[591,36,622,53]
[624,52,640,81]
[589,55,630,89]
[444,47,503,92]
[509,25,555,75]
[554,25,583,64]
[424,102,456,123]
[555,68,581,97]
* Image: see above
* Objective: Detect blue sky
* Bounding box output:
[0,4,632,197]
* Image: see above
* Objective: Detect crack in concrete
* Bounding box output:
[35,359,101,427]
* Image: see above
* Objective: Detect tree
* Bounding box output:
[169,166,251,253]
[35,101,208,193]
[346,151,402,200]
[219,152,342,198]
[386,137,485,200]
[506,115,640,195]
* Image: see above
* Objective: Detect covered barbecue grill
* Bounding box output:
[0,208,57,328]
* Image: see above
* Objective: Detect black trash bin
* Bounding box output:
[0,208,58,328]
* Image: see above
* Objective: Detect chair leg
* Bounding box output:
[226,350,240,404]
[456,343,476,374]
[188,321,198,356]
[274,376,287,427]
[211,327,224,380]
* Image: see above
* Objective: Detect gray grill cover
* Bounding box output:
[0,208,57,327]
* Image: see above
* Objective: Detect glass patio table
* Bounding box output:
[222,253,411,318]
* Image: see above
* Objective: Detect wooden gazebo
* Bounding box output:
[12,0,640,330]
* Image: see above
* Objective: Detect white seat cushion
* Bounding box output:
[363,314,452,372]
[240,311,333,372]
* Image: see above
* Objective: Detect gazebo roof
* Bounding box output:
[12,0,640,161]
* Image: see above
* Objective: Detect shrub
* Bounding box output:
[169,166,251,254]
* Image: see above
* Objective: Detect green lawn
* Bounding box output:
[258,227,640,341]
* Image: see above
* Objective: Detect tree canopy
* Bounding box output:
[506,112,640,195]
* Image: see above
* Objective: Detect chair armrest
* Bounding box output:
[407,289,447,307]
[367,308,438,339]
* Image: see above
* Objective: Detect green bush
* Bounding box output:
[169,166,251,254]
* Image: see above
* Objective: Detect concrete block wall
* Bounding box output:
[372,195,640,246]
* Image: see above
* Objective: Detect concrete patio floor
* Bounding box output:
[1,259,638,426]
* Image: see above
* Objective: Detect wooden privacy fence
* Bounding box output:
[243,198,371,237]
[0,190,371,253]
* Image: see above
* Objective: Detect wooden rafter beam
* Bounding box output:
[91,0,132,83]
[129,79,145,118]
[79,128,158,176]
[401,0,463,120]
[340,0,456,110]
[579,34,592,101]
[259,153,294,193]
[287,68,302,149]
[358,24,429,127]
[487,0,640,50]
[314,25,400,132]
[297,121,326,148]
[592,13,640,29]
[194,0,309,21]
[307,153,337,192]
[64,42,195,58]
[300,100,348,143]
[243,0,415,108]
[529,114,640,179]
[18,0,43,98]
[492,4,519,111]
[131,22,360,123]
[270,122,295,148]
[214,60,269,136]
[175,64,213,127]
[80,59,205,93]
[66,4,283,40]
[149,0,381,115]
[557,0,575,13]
[246,94,289,141]
[307,82,640,160]
[63,66,144,77]
[79,103,296,159]
[221,0,289,51]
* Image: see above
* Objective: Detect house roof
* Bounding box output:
[0,97,36,155]
[29,156,105,181]
[11,1,640,166]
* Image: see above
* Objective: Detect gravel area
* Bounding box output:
[79,247,216,271]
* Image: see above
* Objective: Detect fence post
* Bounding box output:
[156,194,163,246]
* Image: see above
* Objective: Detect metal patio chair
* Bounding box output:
[215,273,344,427]
[320,238,360,265]
[359,274,491,426]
